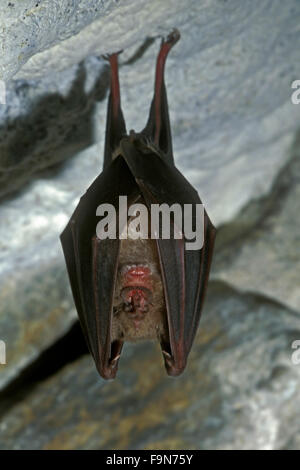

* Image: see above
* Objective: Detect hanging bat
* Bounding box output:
[60,29,216,379]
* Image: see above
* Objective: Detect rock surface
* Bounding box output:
[0,0,299,450]
[212,135,300,312]
[0,282,300,450]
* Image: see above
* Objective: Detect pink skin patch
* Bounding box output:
[121,265,153,329]
[122,265,152,289]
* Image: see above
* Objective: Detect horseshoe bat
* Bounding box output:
[60,30,216,379]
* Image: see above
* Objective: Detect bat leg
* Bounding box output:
[102,52,127,169]
[142,29,180,165]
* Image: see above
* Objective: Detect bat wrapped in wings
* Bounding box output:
[60,30,216,379]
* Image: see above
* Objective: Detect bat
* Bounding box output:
[60,29,216,379]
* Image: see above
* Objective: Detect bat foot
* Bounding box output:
[102,50,123,62]
[162,28,180,47]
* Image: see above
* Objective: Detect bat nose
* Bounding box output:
[121,286,152,317]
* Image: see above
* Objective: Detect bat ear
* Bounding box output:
[141,29,180,166]
[103,53,127,169]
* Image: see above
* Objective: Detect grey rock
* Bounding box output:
[0,282,299,450]
[213,135,300,312]
[0,0,116,80]
[0,0,299,424]
[1,0,300,217]
[0,56,108,199]
[0,261,75,390]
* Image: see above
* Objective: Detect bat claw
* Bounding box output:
[111,354,121,363]
[162,28,180,47]
[162,350,172,359]
[102,50,123,62]
[110,354,121,369]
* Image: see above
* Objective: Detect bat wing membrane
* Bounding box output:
[120,138,216,375]
[60,156,138,378]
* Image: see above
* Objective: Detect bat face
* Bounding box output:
[60,30,216,379]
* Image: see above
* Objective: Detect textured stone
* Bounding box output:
[0,0,116,80]
[0,260,76,390]
[213,138,300,312]
[0,0,299,217]
[0,0,300,438]
[0,56,108,199]
[0,143,103,389]
[0,282,299,450]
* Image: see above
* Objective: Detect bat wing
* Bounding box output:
[60,156,138,379]
[120,138,216,375]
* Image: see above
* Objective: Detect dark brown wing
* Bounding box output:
[120,138,216,375]
[60,156,139,379]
